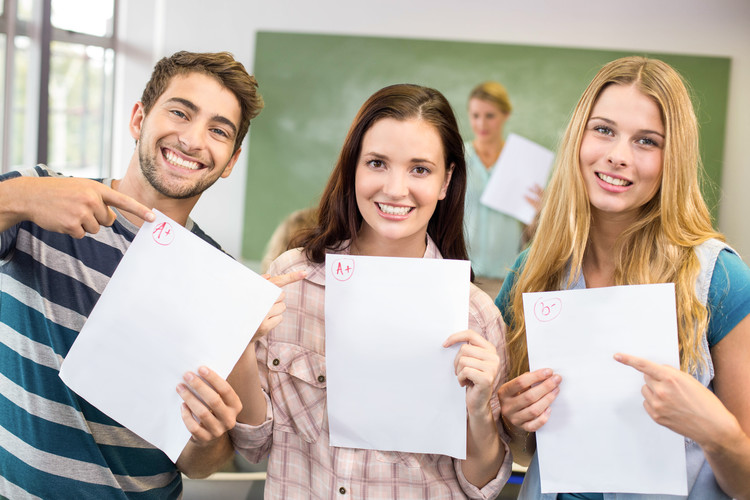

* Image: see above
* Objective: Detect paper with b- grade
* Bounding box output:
[523,283,687,495]
[59,210,281,463]
[325,254,470,459]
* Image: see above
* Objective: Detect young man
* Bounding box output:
[0,51,298,498]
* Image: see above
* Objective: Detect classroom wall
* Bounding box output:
[113,0,750,259]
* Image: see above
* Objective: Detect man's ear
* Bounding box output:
[220,147,242,179]
[439,163,454,200]
[129,102,145,141]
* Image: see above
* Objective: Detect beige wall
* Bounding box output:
[114,0,750,259]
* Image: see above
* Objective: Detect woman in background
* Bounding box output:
[496,56,750,499]
[228,83,512,499]
[465,81,541,298]
[260,207,317,273]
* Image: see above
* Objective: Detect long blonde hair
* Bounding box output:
[506,56,723,378]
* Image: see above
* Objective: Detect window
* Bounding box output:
[1,0,116,177]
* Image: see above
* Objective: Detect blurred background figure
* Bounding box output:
[260,207,318,273]
[464,81,541,298]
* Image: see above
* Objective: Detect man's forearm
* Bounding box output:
[176,433,234,479]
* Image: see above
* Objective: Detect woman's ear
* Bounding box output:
[439,164,454,200]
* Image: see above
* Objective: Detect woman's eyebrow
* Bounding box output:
[410,157,437,166]
[588,116,664,138]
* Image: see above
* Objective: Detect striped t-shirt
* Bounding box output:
[0,165,221,499]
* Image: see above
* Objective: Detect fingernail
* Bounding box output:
[183,373,193,382]
[198,366,209,376]
[542,368,552,376]
[613,354,622,361]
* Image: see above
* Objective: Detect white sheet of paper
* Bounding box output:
[480,133,554,224]
[59,210,281,463]
[325,254,470,458]
[523,284,687,495]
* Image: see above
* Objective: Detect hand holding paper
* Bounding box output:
[251,271,307,343]
[59,210,282,463]
[497,368,561,433]
[444,329,500,417]
[325,254,470,458]
[523,284,687,495]
[177,365,242,445]
[480,134,554,225]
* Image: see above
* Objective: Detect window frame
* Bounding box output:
[0,0,118,175]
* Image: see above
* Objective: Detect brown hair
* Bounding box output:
[140,51,263,152]
[295,84,469,268]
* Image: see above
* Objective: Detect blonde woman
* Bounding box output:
[496,57,750,499]
[465,81,541,298]
[260,207,317,273]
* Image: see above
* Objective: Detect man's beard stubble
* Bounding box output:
[138,141,222,200]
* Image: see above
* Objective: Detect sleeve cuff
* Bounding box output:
[228,390,274,462]
[454,430,513,499]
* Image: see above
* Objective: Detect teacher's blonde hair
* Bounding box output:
[469,81,512,114]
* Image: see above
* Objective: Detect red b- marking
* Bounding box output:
[534,297,562,322]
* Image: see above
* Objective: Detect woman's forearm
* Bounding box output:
[463,404,504,488]
[701,416,750,500]
[227,343,267,425]
[502,414,535,467]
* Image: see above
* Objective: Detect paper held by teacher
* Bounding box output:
[523,283,688,495]
[324,254,470,459]
[59,210,281,463]
[480,133,554,225]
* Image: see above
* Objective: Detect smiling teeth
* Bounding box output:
[164,150,200,170]
[378,203,411,215]
[598,173,630,186]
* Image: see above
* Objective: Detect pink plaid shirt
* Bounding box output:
[230,238,512,499]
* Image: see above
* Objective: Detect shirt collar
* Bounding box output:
[564,261,586,290]
[306,234,442,286]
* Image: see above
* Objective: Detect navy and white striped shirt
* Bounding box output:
[0,165,222,498]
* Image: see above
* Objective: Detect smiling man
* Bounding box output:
[0,52,292,498]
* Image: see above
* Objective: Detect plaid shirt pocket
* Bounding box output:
[267,341,327,443]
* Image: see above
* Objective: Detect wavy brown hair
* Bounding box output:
[506,56,723,379]
[294,84,469,268]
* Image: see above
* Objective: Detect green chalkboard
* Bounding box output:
[242,31,730,260]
